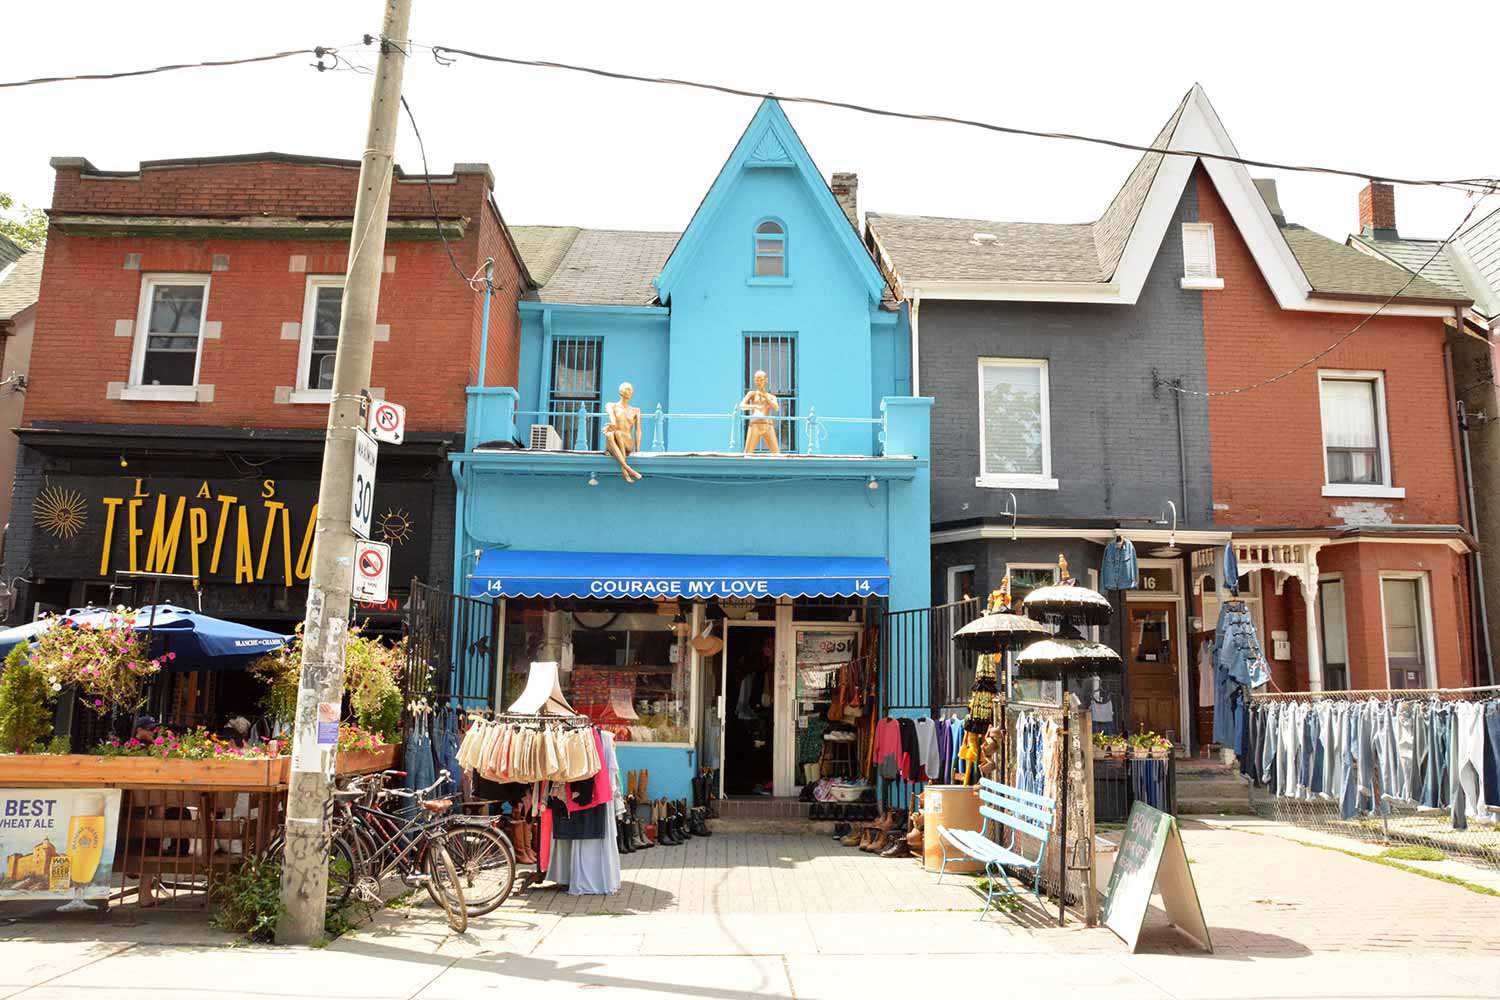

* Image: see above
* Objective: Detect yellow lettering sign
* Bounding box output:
[99,498,124,576]
[196,481,211,499]
[261,479,276,499]
[210,495,237,575]
[256,501,285,581]
[234,507,254,584]
[126,499,144,574]
[296,504,319,581]
[188,507,209,580]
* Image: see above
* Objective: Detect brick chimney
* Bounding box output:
[1359,181,1397,238]
[830,172,858,232]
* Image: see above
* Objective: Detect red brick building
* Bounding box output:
[3,154,532,717]
[1193,169,1478,694]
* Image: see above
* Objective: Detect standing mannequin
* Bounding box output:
[740,370,781,454]
[604,381,643,482]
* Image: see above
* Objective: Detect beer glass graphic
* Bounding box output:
[57,794,106,912]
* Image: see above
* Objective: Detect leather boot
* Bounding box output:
[905,825,923,850]
[512,819,538,866]
[617,818,634,855]
[863,829,892,853]
[880,835,913,859]
[832,821,850,839]
[691,809,712,837]
[856,825,878,850]
[840,825,865,847]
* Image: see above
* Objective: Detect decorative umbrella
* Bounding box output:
[0,605,288,670]
[1021,584,1114,627]
[1013,637,1123,679]
[952,611,1051,654]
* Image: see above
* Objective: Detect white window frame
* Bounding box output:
[124,273,211,402]
[1180,223,1224,290]
[1378,571,1437,689]
[292,275,345,404]
[946,564,977,604]
[1317,370,1404,499]
[976,357,1057,490]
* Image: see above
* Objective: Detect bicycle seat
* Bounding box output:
[333,789,365,804]
[419,799,453,814]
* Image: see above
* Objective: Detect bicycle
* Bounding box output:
[341,769,516,918]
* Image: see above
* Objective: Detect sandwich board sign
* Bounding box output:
[1100,802,1212,954]
[352,539,391,604]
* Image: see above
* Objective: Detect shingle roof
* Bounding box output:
[1347,234,1467,296]
[1281,225,1466,303]
[0,234,22,269]
[0,245,43,321]
[511,226,677,306]
[867,97,1190,288]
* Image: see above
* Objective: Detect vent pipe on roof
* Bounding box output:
[1253,178,1286,226]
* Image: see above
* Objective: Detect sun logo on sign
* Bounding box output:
[35,484,88,540]
[377,507,414,546]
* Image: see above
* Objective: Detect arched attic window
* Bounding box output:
[753,220,786,278]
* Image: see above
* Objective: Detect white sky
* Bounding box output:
[5,1,1497,246]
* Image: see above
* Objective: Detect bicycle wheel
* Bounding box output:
[425,839,467,934]
[431,824,515,917]
[264,832,359,912]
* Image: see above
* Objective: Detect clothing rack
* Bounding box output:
[489,711,592,727]
[1253,685,1500,700]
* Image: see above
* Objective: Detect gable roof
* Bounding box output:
[0,234,22,269]
[1348,205,1500,320]
[512,226,677,306]
[0,245,43,322]
[867,86,1464,318]
[653,99,886,306]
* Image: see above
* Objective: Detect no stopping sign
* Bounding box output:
[352,539,391,603]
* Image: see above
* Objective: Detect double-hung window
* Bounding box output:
[1381,575,1432,689]
[1318,371,1401,497]
[977,358,1055,489]
[128,274,210,399]
[294,276,344,401]
[549,337,603,450]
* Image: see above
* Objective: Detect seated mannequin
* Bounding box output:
[603,381,643,482]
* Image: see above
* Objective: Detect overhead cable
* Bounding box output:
[0,47,335,89]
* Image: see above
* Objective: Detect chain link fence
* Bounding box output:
[1247,686,1500,870]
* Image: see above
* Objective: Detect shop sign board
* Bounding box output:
[1100,802,1213,954]
[367,399,406,445]
[350,430,379,540]
[0,788,122,903]
[352,539,391,604]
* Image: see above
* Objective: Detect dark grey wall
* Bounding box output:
[921,187,1212,529]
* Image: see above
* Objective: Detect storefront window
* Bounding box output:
[502,601,692,744]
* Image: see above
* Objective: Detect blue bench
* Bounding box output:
[936,777,1056,919]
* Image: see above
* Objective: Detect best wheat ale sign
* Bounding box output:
[0,789,122,906]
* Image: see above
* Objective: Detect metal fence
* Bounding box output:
[1247,686,1500,870]
[403,580,500,710]
[880,597,982,714]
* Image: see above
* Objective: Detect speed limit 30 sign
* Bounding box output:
[350,429,378,539]
[352,539,391,603]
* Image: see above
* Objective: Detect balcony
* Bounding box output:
[465,386,927,463]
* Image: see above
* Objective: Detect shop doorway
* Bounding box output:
[722,621,776,796]
[1127,602,1179,739]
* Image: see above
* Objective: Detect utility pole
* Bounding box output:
[277,0,411,944]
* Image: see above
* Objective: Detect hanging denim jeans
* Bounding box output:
[1339,708,1361,820]
[1421,706,1445,809]
[1484,702,1500,809]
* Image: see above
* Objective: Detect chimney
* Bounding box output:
[1253,178,1285,226]
[1358,181,1397,238]
[830,172,859,232]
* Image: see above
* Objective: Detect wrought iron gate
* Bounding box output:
[403,579,500,709]
[880,597,983,714]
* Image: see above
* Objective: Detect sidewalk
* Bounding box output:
[2,823,1498,999]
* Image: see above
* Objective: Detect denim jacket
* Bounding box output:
[1100,537,1138,592]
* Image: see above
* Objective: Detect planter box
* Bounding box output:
[0,743,399,790]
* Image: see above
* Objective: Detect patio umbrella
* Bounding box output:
[1022,583,1114,627]
[0,605,288,671]
[952,611,1050,654]
[1013,637,1123,679]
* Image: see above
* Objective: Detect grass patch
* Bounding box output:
[971,879,1023,913]
[1379,846,1446,862]
[1292,839,1499,898]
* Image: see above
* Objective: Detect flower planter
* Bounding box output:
[0,743,398,789]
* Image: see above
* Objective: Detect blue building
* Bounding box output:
[451,100,930,801]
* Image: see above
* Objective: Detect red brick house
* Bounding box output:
[3,153,531,717]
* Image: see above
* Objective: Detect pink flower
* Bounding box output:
[92,698,103,708]
[153,737,164,746]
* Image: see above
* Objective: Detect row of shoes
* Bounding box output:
[808,802,879,822]
[618,770,712,853]
[832,805,924,859]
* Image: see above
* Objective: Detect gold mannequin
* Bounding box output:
[604,381,643,482]
[740,370,781,455]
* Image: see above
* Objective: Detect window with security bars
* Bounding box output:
[549,338,603,450]
[743,334,796,451]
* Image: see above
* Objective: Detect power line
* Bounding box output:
[422,44,1500,197]
[397,93,487,292]
[0,47,334,89]
[1166,192,1491,398]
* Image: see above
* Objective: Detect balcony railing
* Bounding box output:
[518,402,885,456]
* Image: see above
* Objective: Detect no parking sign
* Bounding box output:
[352,539,391,603]
[367,399,406,445]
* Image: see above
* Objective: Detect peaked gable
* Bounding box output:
[654,99,886,305]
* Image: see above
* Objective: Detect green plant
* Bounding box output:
[252,625,405,740]
[0,642,54,753]
[250,625,302,728]
[29,611,166,716]
[1380,845,1446,862]
[210,855,285,943]
[40,734,71,755]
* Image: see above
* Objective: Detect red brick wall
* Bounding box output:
[1196,171,1461,528]
[28,159,527,434]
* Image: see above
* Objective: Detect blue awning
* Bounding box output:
[470,550,889,600]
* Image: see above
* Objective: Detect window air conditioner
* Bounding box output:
[529,424,563,451]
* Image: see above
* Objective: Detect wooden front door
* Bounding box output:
[1127,602,1179,740]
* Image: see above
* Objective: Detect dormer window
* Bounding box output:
[753,220,786,278]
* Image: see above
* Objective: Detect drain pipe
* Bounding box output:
[476,258,495,388]
[1152,369,1190,522]
[1458,399,1495,686]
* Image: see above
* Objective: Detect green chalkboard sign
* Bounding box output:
[1100,802,1212,953]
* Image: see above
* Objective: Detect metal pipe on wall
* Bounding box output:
[1458,399,1495,686]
